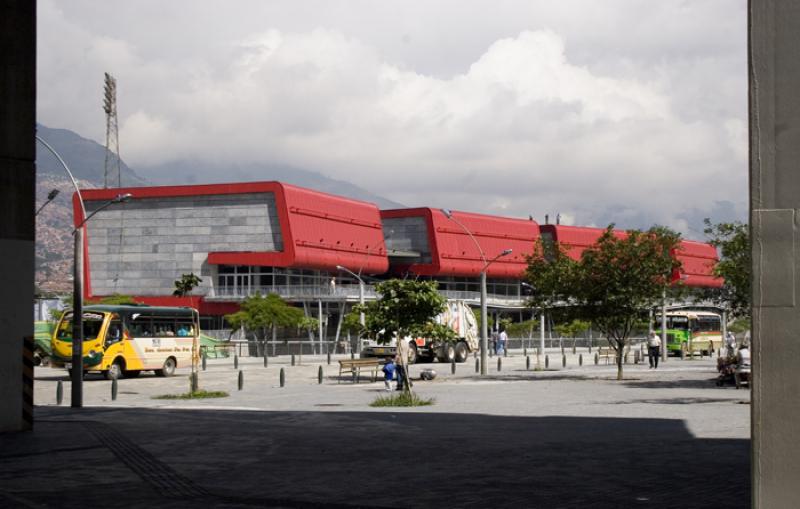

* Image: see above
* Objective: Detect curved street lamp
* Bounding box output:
[441,208,512,375]
[36,134,132,407]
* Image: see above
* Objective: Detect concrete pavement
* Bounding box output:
[1,352,750,508]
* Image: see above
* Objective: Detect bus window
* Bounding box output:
[105,316,123,346]
[129,315,154,336]
[176,319,194,337]
[153,319,176,337]
[56,311,106,341]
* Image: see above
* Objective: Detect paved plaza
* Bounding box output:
[1,350,750,508]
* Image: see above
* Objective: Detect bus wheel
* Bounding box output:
[105,360,124,381]
[156,357,177,377]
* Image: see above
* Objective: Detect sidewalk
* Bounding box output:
[1,354,750,508]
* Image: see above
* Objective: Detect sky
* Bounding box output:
[37,0,748,237]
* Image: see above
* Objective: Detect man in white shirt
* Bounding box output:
[395,339,411,391]
[647,331,662,369]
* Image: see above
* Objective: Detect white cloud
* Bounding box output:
[37,0,747,236]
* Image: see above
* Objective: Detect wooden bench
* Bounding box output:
[338,358,381,383]
[597,347,616,365]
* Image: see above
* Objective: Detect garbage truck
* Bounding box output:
[360,300,478,364]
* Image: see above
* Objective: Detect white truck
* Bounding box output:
[360,300,479,364]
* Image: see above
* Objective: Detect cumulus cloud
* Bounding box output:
[37,0,747,236]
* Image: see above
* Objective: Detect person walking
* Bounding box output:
[395,338,410,391]
[497,328,508,355]
[647,331,662,369]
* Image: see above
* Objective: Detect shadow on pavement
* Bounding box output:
[0,406,749,509]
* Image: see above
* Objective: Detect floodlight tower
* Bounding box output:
[103,72,121,188]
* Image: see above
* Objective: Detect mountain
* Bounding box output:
[34,124,403,293]
[135,160,404,209]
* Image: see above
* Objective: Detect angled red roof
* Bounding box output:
[382,208,539,278]
[540,224,722,288]
[78,181,388,274]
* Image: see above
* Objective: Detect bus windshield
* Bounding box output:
[56,311,107,341]
[655,316,689,330]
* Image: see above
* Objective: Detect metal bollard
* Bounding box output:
[572,346,576,355]
[524,347,527,357]
[327,352,331,365]
[489,348,494,358]
[579,354,583,366]
[291,354,296,366]
[111,378,118,401]
[202,352,207,371]
[497,357,502,371]
[526,356,531,370]
[562,354,566,368]
[624,353,629,364]
[504,346,508,358]
[475,358,480,373]
[190,372,198,393]
[594,353,599,365]
[280,368,285,387]
[56,380,63,405]
[234,354,238,370]
[238,370,244,391]
[264,354,268,368]
[681,348,686,360]
[545,355,549,369]
[561,346,565,356]
[451,361,456,375]
[474,351,477,360]
[318,366,323,384]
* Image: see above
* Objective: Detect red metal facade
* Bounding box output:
[382,208,540,278]
[540,225,722,288]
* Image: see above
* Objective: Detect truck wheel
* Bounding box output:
[407,342,418,365]
[455,342,469,363]
[438,343,456,363]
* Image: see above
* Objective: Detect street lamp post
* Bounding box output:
[336,265,365,355]
[37,133,132,408]
[35,189,60,216]
[441,208,511,375]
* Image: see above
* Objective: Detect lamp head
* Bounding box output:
[47,189,60,201]
[113,193,133,203]
[501,248,513,256]
[441,208,452,218]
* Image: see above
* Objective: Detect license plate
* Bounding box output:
[374,348,385,354]
[65,363,72,369]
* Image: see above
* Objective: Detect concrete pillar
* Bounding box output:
[750,1,800,504]
[0,1,36,432]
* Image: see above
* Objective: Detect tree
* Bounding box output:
[356,279,454,346]
[225,293,308,356]
[703,219,750,318]
[172,273,202,391]
[173,273,203,297]
[526,226,681,380]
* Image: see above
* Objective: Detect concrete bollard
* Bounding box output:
[451,361,456,375]
[318,366,323,384]
[526,356,531,370]
[202,352,207,371]
[579,354,583,366]
[234,354,238,370]
[561,346,565,356]
[475,358,480,373]
[291,354,296,366]
[504,346,508,358]
[562,354,566,368]
[111,378,118,401]
[572,345,577,355]
[489,348,494,358]
[56,380,63,405]
[594,353,599,365]
[238,370,244,391]
[280,368,285,387]
[681,348,686,360]
[327,352,331,365]
[497,357,502,371]
[545,355,549,369]
[524,347,527,357]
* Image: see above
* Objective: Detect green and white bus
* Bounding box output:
[655,310,722,355]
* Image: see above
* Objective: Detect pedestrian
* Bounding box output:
[725,331,737,356]
[395,338,410,391]
[381,357,395,392]
[491,329,499,354]
[497,327,508,355]
[647,331,662,369]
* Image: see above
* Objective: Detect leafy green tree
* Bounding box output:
[225,293,308,356]
[526,226,681,380]
[554,319,591,348]
[703,219,750,318]
[173,273,203,297]
[87,293,139,305]
[357,279,454,346]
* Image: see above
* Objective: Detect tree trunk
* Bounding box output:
[616,344,624,380]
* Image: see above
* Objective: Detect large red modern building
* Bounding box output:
[76,181,722,331]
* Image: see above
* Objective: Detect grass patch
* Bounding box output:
[152,390,229,400]
[370,391,434,407]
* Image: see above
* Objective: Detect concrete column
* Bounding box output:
[750,1,800,505]
[0,1,36,432]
